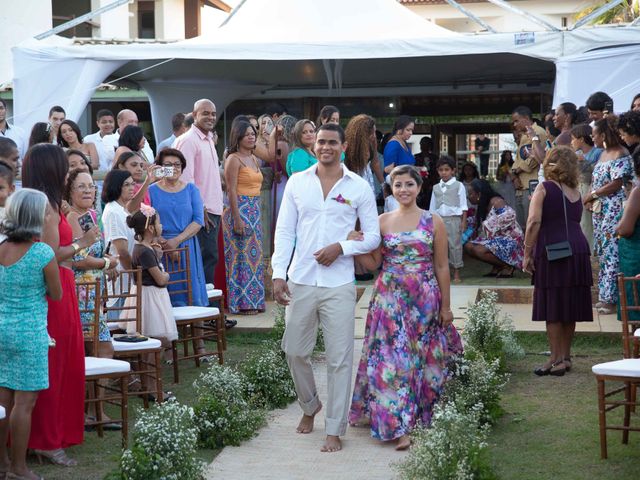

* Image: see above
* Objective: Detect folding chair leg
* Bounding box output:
[154,350,163,403]
[172,340,179,384]
[597,378,608,459]
[623,382,631,444]
[121,375,129,449]
[94,381,104,438]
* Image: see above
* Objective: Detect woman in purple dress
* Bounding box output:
[524,147,593,377]
[348,165,462,450]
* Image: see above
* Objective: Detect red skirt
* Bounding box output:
[29,266,85,450]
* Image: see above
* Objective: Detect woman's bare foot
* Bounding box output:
[395,435,411,451]
[296,403,322,434]
[320,435,342,452]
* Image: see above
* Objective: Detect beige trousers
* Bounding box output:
[281,281,356,437]
[442,215,463,269]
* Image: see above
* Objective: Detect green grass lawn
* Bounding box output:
[488,332,640,480]
[29,332,274,480]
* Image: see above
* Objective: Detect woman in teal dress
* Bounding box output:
[286,119,316,176]
[348,165,462,450]
[0,188,62,480]
[616,149,640,321]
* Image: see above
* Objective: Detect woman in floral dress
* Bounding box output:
[348,165,462,450]
[583,118,633,315]
[465,179,524,278]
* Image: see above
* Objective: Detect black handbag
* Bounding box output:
[545,183,573,261]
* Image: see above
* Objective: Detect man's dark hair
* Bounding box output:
[171,112,186,132]
[436,155,456,170]
[48,105,66,117]
[0,98,6,109]
[586,91,613,112]
[183,113,194,128]
[0,137,18,157]
[96,109,114,121]
[266,103,287,118]
[512,106,533,119]
[316,123,345,143]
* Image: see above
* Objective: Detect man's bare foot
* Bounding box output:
[395,435,411,451]
[320,435,342,453]
[296,403,322,434]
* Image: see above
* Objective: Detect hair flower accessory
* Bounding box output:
[332,194,353,207]
[139,203,157,229]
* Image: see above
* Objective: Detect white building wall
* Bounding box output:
[0,0,52,86]
[91,0,131,38]
[156,0,186,40]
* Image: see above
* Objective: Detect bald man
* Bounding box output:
[104,109,154,166]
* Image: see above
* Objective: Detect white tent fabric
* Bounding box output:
[553,43,640,111]
[10,0,640,139]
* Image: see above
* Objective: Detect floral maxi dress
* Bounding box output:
[349,210,463,441]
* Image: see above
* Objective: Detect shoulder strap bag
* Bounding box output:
[545,183,573,261]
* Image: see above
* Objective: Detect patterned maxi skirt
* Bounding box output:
[222,195,265,313]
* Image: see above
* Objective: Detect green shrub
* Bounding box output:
[120,400,204,480]
[193,364,266,448]
[464,290,524,371]
[395,402,494,480]
[242,343,296,409]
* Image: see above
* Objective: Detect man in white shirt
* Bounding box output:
[0,99,27,158]
[157,112,186,152]
[104,109,155,164]
[83,109,116,170]
[272,123,380,453]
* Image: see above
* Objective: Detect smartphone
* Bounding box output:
[528,179,539,196]
[604,100,613,114]
[78,211,95,233]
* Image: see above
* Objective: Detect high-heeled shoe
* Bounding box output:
[549,360,566,377]
[534,363,552,376]
[33,448,77,467]
[564,356,572,372]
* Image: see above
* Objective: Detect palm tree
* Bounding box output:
[575,0,640,25]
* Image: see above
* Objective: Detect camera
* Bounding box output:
[155,166,174,178]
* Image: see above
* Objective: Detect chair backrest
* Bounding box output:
[76,278,101,354]
[103,268,142,332]
[617,273,640,358]
[162,246,192,306]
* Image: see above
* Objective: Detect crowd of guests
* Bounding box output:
[0,89,639,474]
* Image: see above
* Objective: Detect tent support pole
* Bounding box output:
[444,0,496,33]
[571,0,626,29]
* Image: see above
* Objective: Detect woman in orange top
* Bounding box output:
[223,120,265,314]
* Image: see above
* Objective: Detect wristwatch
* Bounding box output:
[71,242,81,253]
[531,136,540,142]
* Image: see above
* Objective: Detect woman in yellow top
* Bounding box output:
[223,120,265,314]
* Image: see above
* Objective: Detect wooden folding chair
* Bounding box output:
[618,274,640,359]
[206,283,227,350]
[163,247,224,383]
[103,268,164,407]
[77,278,129,447]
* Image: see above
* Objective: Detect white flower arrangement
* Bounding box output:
[120,399,204,480]
[242,343,297,409]
[193,363,266,448]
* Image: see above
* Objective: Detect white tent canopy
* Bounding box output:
[11,0,640,139]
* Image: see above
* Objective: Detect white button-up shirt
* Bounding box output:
[429,177,468,217]
[0,122,28,158]
[83,131,115,171]
[272,164,381,287]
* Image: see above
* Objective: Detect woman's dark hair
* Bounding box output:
[114,150,143,170]
[57,119,83,148]
[344,114,376,175]
[228,121,256,155]
[392,115,414,134]
[617,110,640,137]
[631,93,640,111]
[571,124,594,146]
[126,210,157,242]
[545,120,561,138]
[21,143,68,208]
[317,105,339,126]
[457,161,479,181]
[632,148,640,177]
[155,148,187,170]
[471,178,502,224]
[0,160,14,185]
[558,102,578,126]
[101,169,132,204]
[594,116,622,149]
[66,149,93,175]
[28,122,51,147]
[118,125,144,151]
[499,150,514,167]
[389,164,423,187]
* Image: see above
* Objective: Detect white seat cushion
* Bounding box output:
[85,356,131,376]
[592,358,640,377]
[172,306,220,321]
[111,337,162,352]
[205,283,215,291]
[634,328,640,338]
[207,288,223,299]
[0,405,5,419]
